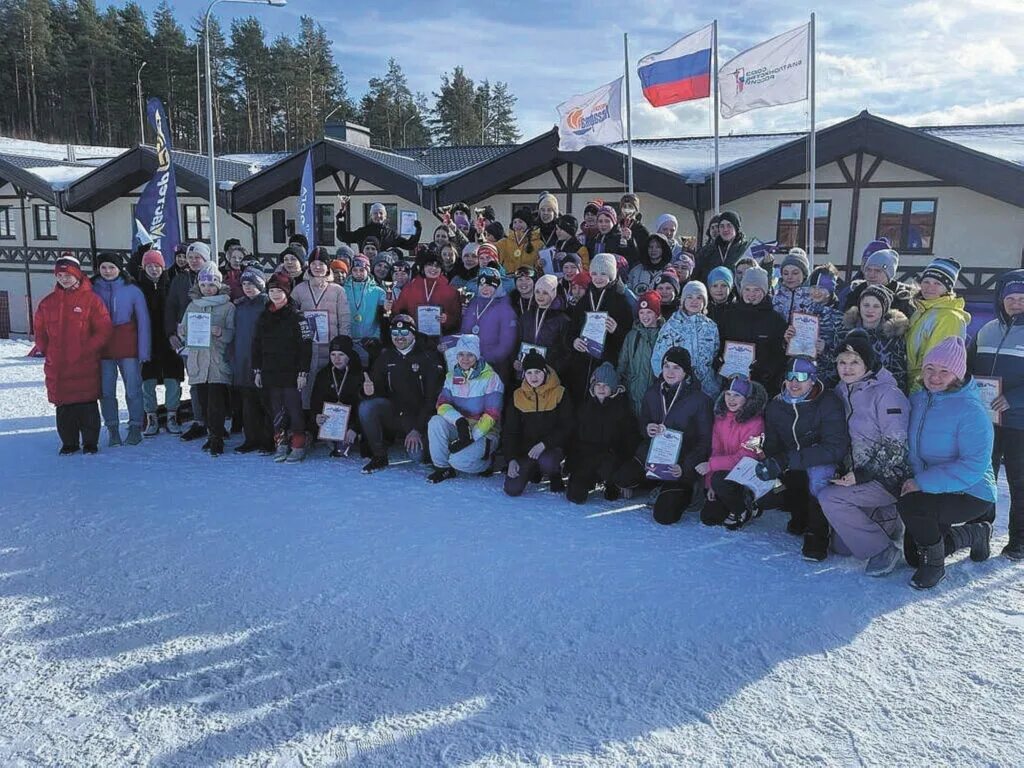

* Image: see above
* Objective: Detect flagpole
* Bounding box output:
[807,13,816,268]
[712,19,720,215]
[623,32,634,194]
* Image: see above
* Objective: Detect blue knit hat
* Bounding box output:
[866,249,899,282]
[920,257,961,294]
[786,356,818,379]
[707,266,734,289]
[590,362,619,390]
[861,238,891,264]
[240,267,266,291]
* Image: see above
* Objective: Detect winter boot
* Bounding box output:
[865,542,901,577]
[273,438,291,463]
[82,443,99,455]
[201,439,211,452]
[1003,531,1024,562]
[802,533,829,562]
[166,413,182,434]
[209,437,224,457]
[143,413,159,437]
[603,483,621,502]
[126,426,143,445]
[180,422,207,442]
[426,466,456,484]
[286,446,306,463]
[548,475,565,493]
[362,455,389,474]
[107,426,122,447]
[910,540,947,589]
[948,522,992,562]
[59,445,80,456]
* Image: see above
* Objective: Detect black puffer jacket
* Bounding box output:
[310,360,364,434]
[716,295,788,396]
[566,388,639,472]
[637,378,714,481]
[252,299,313,388]
[138,272,185,382]
[763,383,850,472]
[368,344,445,436]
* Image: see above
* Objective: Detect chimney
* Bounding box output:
[325,120,371,148]
[66,144,77,163]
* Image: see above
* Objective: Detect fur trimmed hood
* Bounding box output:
[713,378,768,422]
[843,305,909,338]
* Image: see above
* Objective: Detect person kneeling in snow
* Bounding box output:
[310,335,363,458]
[426,334,504,483]
[503,350,573,496]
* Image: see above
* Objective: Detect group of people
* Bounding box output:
[32,190,1023,590]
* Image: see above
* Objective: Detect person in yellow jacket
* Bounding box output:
[907,257,970,392]
[497,207,538,273]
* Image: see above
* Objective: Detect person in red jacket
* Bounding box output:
[34,255,113,455]
[392,248,462,336]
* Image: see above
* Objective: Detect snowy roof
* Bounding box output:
[327,139,434,178]
[23,165,94,190]
[921,125,1024,167]
[219,152,291,173]
[0,136,126,162]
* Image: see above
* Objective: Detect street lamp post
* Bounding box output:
[136,61,147,144]
[204,0,286,253]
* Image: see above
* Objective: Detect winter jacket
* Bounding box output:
[503,366,573,459]
[636,378,714,482]
[772,285,816,324]
[553,235,590,270]
[828,307,910,392]
[310,360,363,434]
[519,305,571,378]
[496,232,538,273]
[763,382,850,472]
[694,235,751,285]
[252,299,313,389]
[344,278,386,341]
[805,299,845,385]
[617,323,661,418]
[231,292,268,388]
[584,227,637,266]
[706,381,768,487]
[336,213,421,252]
[92,276,151,361]
[716,296,788,396]
[165,268,201,336]
[180,288,235,385]
[906,293,970,393]
[707,297,733,327]
[842,278,917,318]
[626,233,673,294]
[617,214,650,267]
[460,290,520,377]
[651,310,722,399]
[436,360,504,440]
[393,275,462,334]
[835,367,911,495]
[567,388,639,473]
[510,291,535,318]
[138,273,184,382]
[292,280,351,344]
[369,344,445,436]
[34,276,113,405]
[908,377,997,503]
[529,221,560,258]
[223,266,245,302]
[970,269,1024,430]
[566,283,635,398]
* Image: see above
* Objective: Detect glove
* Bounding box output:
[449,418,473,454]
[755,457,784,481]
[413,219,422,233]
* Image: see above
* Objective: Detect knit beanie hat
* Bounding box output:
[289,233,309,252]
[511,207,534,228]
[590,252,617,281]
[781,248,810,281]
[484,221,505,241]
[478,267,502,288]
[240,266,266,291]
[596,205,618,226]
[1001,279,1024,301]
[335,244,355,262]
[662,346,694,379]
[786,356,818,379]
[329,334,354,356]
[197,262,223,286]
[836,328,877,371]
[476,242,500,265]
[560,252,583,269]
[141,250,165,269]
[521,348,547,373]
[707,266,735,289]
[54,255,84,282]
[924,335,968,380]
[861,238,891,264]
[590,361,619,390]
[860,284,894,316]
[718,210,741,232]
[866,249,899,282]
[352,254,371,270]
[280,245,306,267]
[223,237,243,255]
[920,257,961,294]
[809,265,837,295]
[726,376,753,398]
[308,246,332,266]
[96,252,124,271]
[571,271,592,289]
[656,272,680,296]
[361,236,380,252]
[741,266,770,295]
[454,333,481,360]
[330,259,350,275]
[186,241,211,262]
[390,313,416,332]
[682,280,708,310]
[556,214,578,234]
[676,252,695,272]
[584,200,603,216]
[620,192,640,209]
[515,264,537,280]
[267,270,293,295]
[535,274,559,296]
[654,213,678,233]
[537,191,559,214]
[638,290,662,316]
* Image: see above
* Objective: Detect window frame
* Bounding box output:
[33,204,58,241]
[0,205,14,240]
[182,203,210,243]
[272,209,287,244]
[875,197,937,255]
[315,203,335,247]
[775,199,831,253]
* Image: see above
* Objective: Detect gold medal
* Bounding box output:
[514,249,521,258]
[355,314,362,322]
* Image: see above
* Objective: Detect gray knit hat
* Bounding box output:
[740,265,770,295]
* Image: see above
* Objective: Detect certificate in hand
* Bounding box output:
[581,311,608,358]
[726,456,777,500]
[417,305,442,336]
[186,311,211,348]
[400,210,418,237]
[304,310,329,343]
[318,403,351,441]
[974,376,1002,425]
[645,428,684,481]
[539,247,556,275]
[787,312,820,358]
[720,341,755,379]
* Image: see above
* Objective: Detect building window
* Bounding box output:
[316,203,335,247]
[33,204,58,240]
[0,206,14,239]
[776,200,831,252]
[877,199,936,254]
[182,204,209,242]
[272,209,287,243]
[362,202,397,230]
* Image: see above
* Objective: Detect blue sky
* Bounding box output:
[116,0,1023,143]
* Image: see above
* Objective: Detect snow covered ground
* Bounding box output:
[0,337,1021,767]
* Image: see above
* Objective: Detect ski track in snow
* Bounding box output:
[0,338,1021,767]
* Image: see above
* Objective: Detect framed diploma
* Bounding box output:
[787,312,820,358]
[726,456,778,500]
[318,402,351,441]
[974,376,1003,425]
[304,310,329,343]
[399,210,418,237]
[581,311,608,358]
[645,428,684,481]
[518,343,548,361]
[185,311,211,348]
[720,341,756,379]
[417,305,442,336]
[539,247,556,275]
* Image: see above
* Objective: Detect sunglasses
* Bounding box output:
[390,328,413,337]
[785,371,811,383]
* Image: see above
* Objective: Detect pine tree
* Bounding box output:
[149,2,194,149]
[359,59,430,149]
[228,16,271,152]
[488,81,520,144]
[431,66,481,146]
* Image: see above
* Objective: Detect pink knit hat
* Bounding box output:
[923,336,967,380]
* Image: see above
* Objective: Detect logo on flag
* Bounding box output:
[557,78,624,151]
[638,25,713,108]
[297,149,316,253]
[718,24,809,119]
[134,98,181,256]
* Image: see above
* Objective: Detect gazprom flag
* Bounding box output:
[297,149,316,253]
[718,24,809,119]
[638,25,713,107]
[134,98,181,255]
[557,78,624,151]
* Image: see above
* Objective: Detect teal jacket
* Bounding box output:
[617,324,660,418]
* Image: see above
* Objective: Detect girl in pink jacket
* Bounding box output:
[697,375,768,529]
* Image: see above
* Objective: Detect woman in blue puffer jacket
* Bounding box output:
[899,336,997,589]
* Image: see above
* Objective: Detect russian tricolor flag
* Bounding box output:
[638,25,713,108]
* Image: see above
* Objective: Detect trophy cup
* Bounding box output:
[743,433,785,492]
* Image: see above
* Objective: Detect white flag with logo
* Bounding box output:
[556,78,624,151]
[718,24,809,119]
